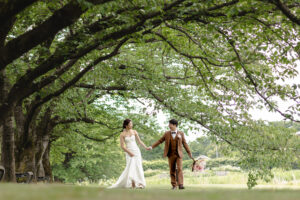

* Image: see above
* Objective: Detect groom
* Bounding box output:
[149,119,194,190]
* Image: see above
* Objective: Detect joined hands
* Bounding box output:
[146,146,152,151]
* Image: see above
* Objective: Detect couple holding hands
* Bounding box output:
[108,119,194,190]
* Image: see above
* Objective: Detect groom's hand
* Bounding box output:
[146,146,152,151]
[190,156,195,161]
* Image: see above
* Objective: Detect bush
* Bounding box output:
[211,165,242,172]
[206,157,240,169]
[143,157,241,171]
[144,169,161,177]
[143,159,169,171]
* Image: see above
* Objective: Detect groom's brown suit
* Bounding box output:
[151,130,192,187]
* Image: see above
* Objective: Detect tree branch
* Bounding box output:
[0,0,38,23]
[215,27,300,123]
[146,88,235,147]
[53,117,119,130]
[152,31,231,67]
[270,0,300,25]
[21,38,128,143]
[75,83,128,91]
[0,0,186,123]
[73,129,119,142]
[0,0,112,70]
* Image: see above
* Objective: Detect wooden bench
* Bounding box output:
[0,166,34,183]
[16,171,33,183]
[0,165,4,181]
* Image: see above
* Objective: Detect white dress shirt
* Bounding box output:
[171,129,177,139]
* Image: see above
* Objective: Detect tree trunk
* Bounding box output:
[35,134,49,179]
[0,69,4,164]
[0,69,16,182]
[42,142,53,182]
[1,114,16,182]
[0,126,2,163]
[15,140,36,179]
[14,103,37,181]
[15,105,54,182]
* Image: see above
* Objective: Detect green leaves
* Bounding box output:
[1,0,299,186]
[76,0,94,10]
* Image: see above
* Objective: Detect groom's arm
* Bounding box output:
[151,132,166,149]
[181,132,193,159]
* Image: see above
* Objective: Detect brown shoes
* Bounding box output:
[171,185,185,190]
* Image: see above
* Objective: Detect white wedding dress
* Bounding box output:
[108,134,146,189]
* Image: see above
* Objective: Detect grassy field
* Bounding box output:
[102,169,300,187]
[0,183,300,200]
[150,169,300,186]
[1,169,299,200]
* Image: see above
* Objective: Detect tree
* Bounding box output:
[0,0,299,187]
[50,100,160,182]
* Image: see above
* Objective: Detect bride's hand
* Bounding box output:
[146,146,152,151]
[129,152,135,157]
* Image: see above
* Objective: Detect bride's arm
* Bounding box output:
[120,134,134,157]
[134,130,148,150]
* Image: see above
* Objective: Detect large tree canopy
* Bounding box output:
[0,0,299,187]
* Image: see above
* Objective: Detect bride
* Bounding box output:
[108,119,151,189]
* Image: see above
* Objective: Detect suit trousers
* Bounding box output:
[168,153,183,187]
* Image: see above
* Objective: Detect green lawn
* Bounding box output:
[0,183,299,200]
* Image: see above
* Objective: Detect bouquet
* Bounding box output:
[191,155,209,172]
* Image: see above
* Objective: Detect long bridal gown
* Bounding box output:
[108,134,146,189]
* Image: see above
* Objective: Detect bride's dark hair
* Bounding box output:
[123,119,132,129]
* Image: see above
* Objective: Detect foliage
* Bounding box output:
[0,0,299,187]
[50,100,161,182]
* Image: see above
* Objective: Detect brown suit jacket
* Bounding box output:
[151,130,192,158]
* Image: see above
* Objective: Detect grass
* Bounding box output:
[144,169,300,186]
[1,169,299,200]
[0,183,300,200]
